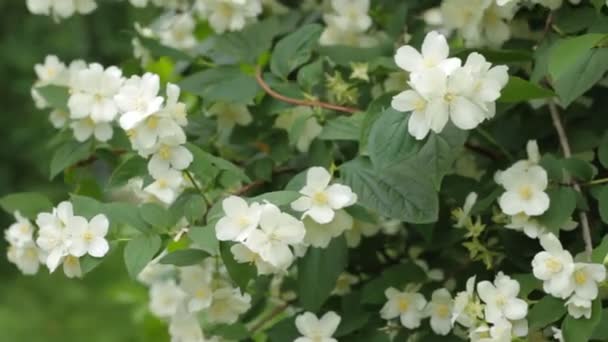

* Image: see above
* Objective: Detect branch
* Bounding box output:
[548,100,593,260]
[255,66,360,114]
[250,302,290,334]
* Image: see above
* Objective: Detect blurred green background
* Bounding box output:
[0,1,168,341]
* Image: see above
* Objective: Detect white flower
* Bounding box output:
[207,286,252,324]
[162,83,188,127]
[302,209,353,248]
[295,311,341,342]
[34,55,67,86]
[319,26,377,47]
[68,63,124,122]
[565,294,592,319]
[5,211,35,247]
[454,192,478,228]
[196,0,263,34]
[426,288,454,336]
[158,13,197,50]
[394,31,461,78]
[230,242,279,275]
[245,204,305,269]
[552,326,564,342]
[67,214,110,258]
[215,196,262,242]
[149,279,187,318]
[477,272,528,324]
[506,214,577,239]
[115,73,164,130]
[470,319,513,342]
[27,0,97,19]
[452,276,483,328]
[333,272,359,296]
[50,109,69,128]
[7,241,42,275]
[144,167,185,204]
[147,135,193,173]
[324,0,372,32]
[179,266,214,312]
[380,287,427,329]
[344,219,380,248]
[63,255,82,278]
[35,201,74,272]
[461,52,509,116]
[291,167,357,224]
[206,102,253,131]
[532,234,575,298]
[138,257,175,285]
[70,118,113,142]
[570,263,606,301]
[169,310,205,342]
[497,164,549,216]
[274,107,322,153]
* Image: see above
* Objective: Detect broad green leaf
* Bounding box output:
[317,44,392,66]
[548,34,608,107]
[561,298,602,342]
[80,254,106,275]
[512,273,542,299]
[50,140,94,179]
[562,158,597,182]
[591,309,608,340]
[71,195,103,219]
[360,93,393,154]
[123,235,162,279]
[178,66,259,104]
[528,296,567,330]
[137,35,192,61]
[267,317,298,342]
[598,186,608,225]
[249,191,300,206]
[591,235,608,263]
[0,192,53,219]
[499,76,554,103]
[171,192,207,224]
[188,226,219,256]
[297,58,323,90]
[598,132,608,169]
[159,248,209,266]
[537,187,577,234]
[139,203,174,232]
[298,236,348,311]
[318,113,365,141]
[187,143,251,183]
[361,263,426,304]
[104,202,150,232]
[208,323,249,340]
[368,109,418,168]
[270,24,323,79]
[220,242,256,291]
[35,85,69,111]
[340,157,439,223]
[108,155,147,188]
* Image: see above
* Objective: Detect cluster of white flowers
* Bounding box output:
[381,286,456,336]
[391,31,509,140]
[451,273,529,341]
[320,0,376,47]
[295,311,341,342]
[138,257,251,341]
[195,0,263,34]
[5,201,110,278]
[215,196,305,274]
[274,107,322,153]
[32,55,193,205]
[495,140,577,239]
[532,233,606,319]
[26,0,97,20]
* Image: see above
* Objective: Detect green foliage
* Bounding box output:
[561,299,603,342]
[124,234,162,279]
[0,192,53,219]
[159,248,209,266]
[270,24,323,79]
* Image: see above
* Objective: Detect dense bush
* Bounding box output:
[4,0,608,341]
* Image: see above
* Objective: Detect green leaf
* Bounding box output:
[592,309,608,340]
[270,24,323,79]
[361,263,426,304]
[548,34,608,107]
[139,203,173,232]
[340,157,439,223]
[35,85,69,111]
[71,195,103,219]
[188,226,219,256]
[123,235,162,279]
[178,66,259,104]
[537,187,577,234]
[187,143,251,183]
[297,58,323,90]
[318,44,391,66]
[498,76,554,103]
[50,140,94,179]
[171,192,207,224]
[591,235,608,263]
[562,158,597,182]
[368,109,419,168]
[137,35,192,61]
[318,113,365,141]
[512,273,542,299]
[528,296,567,330]
[220,242,256,292]
[108,155,147,188]
[562,298,602,342]
[598,186,608,225]
[208,323,249,340]
[159,249,209,266]
[597,132,608,169]
[104,202,150,232]
[298,236,348,311]
[80,254,106,275]
[249,191,300,206]
[267,317,298,342]
[0,192,53,219]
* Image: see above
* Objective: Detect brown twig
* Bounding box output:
[255,66,360,114]
[548,100,593,260]
[250,302,290,334]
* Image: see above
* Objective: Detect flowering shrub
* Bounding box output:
[6,0,608,341]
